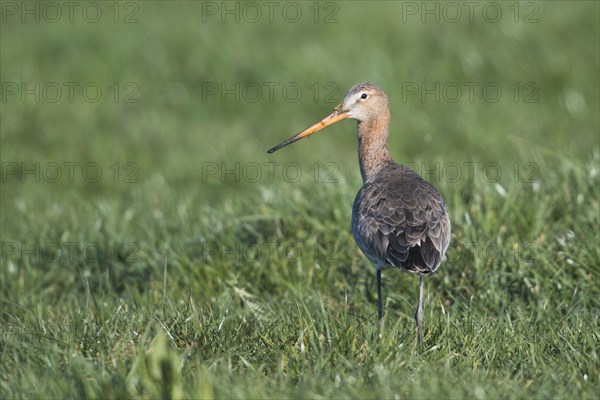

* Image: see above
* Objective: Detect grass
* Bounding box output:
[1,1,599,399]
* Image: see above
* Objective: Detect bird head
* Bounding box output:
[267,82,388,153]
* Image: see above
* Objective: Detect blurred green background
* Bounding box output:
[1,1,599,398]
[2,1,598,203]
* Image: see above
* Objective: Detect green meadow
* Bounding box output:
[1,1,598,398]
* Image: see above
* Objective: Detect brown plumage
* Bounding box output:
[352,162,450,274]
[268,82,451,345]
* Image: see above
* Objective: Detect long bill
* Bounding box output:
[267,108,349,153]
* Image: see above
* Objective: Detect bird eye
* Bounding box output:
[361,93,368,99]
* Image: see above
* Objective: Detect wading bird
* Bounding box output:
[268,82,451,345]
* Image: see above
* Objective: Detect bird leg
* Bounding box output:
[415,275,425,345]
[376,269,383,320]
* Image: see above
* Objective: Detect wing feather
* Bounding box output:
[352,164,450,275]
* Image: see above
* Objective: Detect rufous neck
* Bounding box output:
[357,112,392,182]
